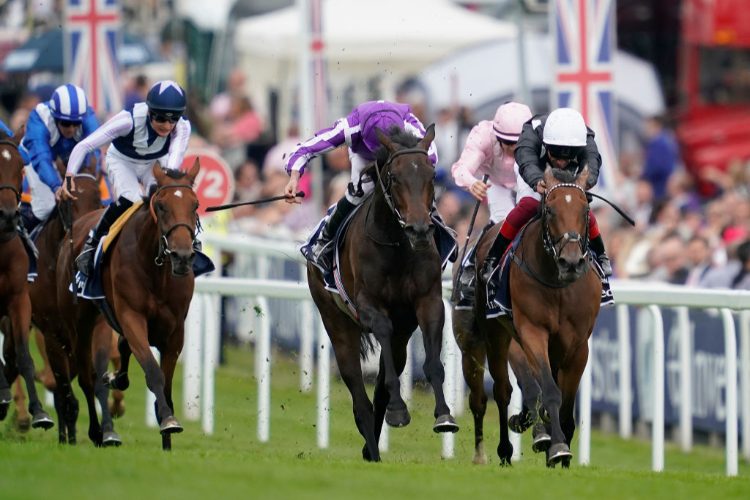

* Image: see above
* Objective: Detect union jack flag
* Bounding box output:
[64,0,123,115]
[551,0,617,191]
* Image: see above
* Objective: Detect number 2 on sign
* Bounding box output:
[195,169,225,199]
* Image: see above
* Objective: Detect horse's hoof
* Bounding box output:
[508,413,530,433]
[532,433,552,453]
[17,417,31,433]
[102,431,122,447]
[362,444,381,462]
[159,416,183,435]
[102,372,116,389]
[432,414,459,434]
[385,407,411,428]
[547,443,572,466]
[31,411,54,430]
[472,442,487,465]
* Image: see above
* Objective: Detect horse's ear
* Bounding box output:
[55,157,66,179]
[576,165,590,189]
[543,165,559,188]
[376,127,396,154]
[11,125,24,144]
[186,157,200,184]
[152,162,165,183]
[417,123,436,151]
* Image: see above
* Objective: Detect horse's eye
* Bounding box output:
[156,201,165,211]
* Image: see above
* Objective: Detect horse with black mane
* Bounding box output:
[307,124,458,462]
[0,128,54,429]
[56,161,201,449]
[464,165,601,467]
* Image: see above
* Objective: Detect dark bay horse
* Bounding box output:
[308,124,458,462]
[56,161,201,450]
[27,156,122,445]
[469,166,601,467]
[0,129,54,429]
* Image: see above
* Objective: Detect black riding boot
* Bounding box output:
[76,198,134,277]
[456,223,494,308]
[480,233,512,284]
[312,196,357,270]
[589,234,612,277]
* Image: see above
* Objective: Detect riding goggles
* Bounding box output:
[499,138,517,147]
[546,144,584,160]
[150,111,182,124]
[56,119,82,128]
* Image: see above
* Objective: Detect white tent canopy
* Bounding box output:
[418,32,665,119]
[234,0,517,133]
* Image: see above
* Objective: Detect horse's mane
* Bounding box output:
[143,169,192,202]
[550,168,577,184]
[373,124,421,168]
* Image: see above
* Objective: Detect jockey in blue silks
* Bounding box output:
[21,84,100,228]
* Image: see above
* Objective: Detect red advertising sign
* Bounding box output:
[181,149,235,216]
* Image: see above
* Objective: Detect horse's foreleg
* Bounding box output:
[463,340,489,464]
[73,327,103,446]
[92,322,121,446]
[108,331,125,417]
[415,295,457,433]
[557,341,590,468]
[12,378,30,431]
[158,328,185,451]
[0,342,10,421]
[486,330,513,465]
[508,339,550,453]
[33,328,55,390]
[45,328,77,444]
[105,332,131,392]
[372,334,410,446]
[517,324,570,466]
[121,311,178,439]
[9,294,53,429]
[358,298,409,429]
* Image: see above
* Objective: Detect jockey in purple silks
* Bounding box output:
[284,100,438,269]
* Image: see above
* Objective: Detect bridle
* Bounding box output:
[149,183,200,266]
[541,182,590,261]
[0,139,23,206]
[375,147,431,229]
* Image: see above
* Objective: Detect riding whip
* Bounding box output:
[451,174,489,302]
[587,192,635,227]
[65,177,77,305]
[205,191,306,212]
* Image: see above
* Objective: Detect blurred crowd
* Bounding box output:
[2,65,749,291]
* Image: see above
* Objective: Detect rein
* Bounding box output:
[149,183,200,266]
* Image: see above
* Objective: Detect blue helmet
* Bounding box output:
[49,84,89,122]
[146,80,186,115]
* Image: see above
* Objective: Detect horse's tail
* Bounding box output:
[359,331,377,361]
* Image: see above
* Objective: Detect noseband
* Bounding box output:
[376,147,431,228]
[0,140,22,205]
[541,183,590,261]
[149,183,200,266]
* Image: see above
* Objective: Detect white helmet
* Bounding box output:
[542,108,587,147]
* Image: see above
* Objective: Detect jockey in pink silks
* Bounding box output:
[450,101,532,307]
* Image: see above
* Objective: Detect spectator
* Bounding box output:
[124,74,149,109]
[641,115,679,200]
[685,236,713,286]
[730,240,750,290]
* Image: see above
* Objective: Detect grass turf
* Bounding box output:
[2,343,748,500]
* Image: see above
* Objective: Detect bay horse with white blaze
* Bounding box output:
[0,129,54,429]
[308,124,458,462]
[56,161,201,450]
[469,166,601,467]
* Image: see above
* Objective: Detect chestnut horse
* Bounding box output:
[470,166,601,467]
[26,156,125,445]
[0,129,54,429]
[308,125,458,463]
[56,161,201,450]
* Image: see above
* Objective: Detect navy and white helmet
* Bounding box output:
[146,80,186,116]
[49,84,88,122]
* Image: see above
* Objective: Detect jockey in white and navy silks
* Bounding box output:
[283,100,438,268]
[21,84,100,225]
[61,80,191,277]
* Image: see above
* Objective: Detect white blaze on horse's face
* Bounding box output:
[173,190,183,198]
[1,150,10,161]
[565,194,572,204]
